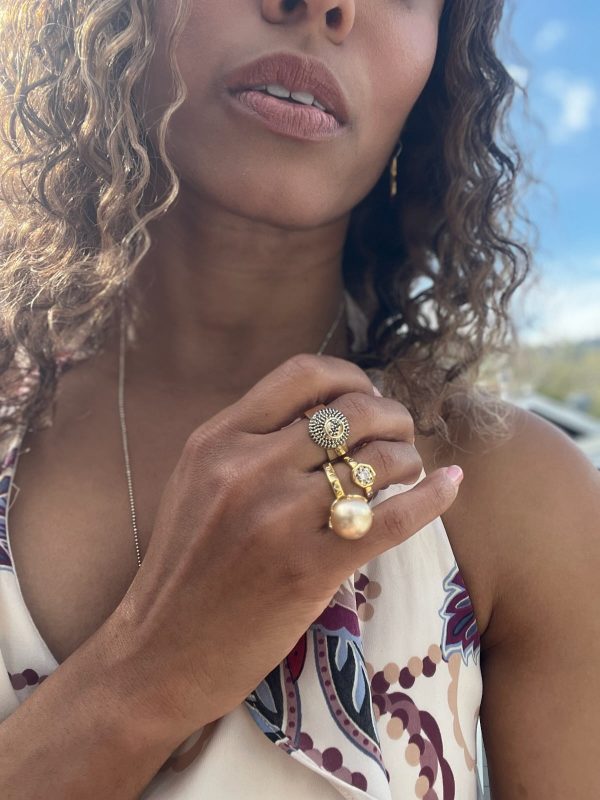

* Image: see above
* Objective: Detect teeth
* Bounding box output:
[290,90,315,106]
[249,84,330,113]
[266,83,291,98]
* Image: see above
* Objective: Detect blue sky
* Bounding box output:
[497,1,599,344]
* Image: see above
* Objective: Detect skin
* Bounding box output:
[123,0,444,392]
[8,1,600,797]
[432,404,600,798]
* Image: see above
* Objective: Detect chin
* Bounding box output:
[225,189,345,230]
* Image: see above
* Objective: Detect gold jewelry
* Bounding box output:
[389,139,403,199]
[326,444,348,461]
[304,406,349,461]
[341,454,376,500]
[119,292,348,570]
[322,461,374,540]
[305,405,350,451]
[322,461,346,501]
[329,494,374,540]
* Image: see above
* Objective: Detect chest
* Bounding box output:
[5,357,228,667]
[5,388,493,671]
[6,422,178,667]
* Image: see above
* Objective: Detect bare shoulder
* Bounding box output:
[426,392,600,645]
[417,391,600,797]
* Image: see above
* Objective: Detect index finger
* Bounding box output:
[224,353,376,434]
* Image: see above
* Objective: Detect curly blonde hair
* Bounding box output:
[0,0,534,448]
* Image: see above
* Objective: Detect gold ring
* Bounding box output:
[329,494,374,540]
[322,461,346,501]
[341,455,376,500]
[321,461,374,540]
[326,444,349,461]
[304,404,350,452]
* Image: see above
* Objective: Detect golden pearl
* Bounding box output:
[329,495,373,540]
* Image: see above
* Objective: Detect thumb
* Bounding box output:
[354,465,464,560]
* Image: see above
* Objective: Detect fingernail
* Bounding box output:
[446,465,463,486]
[372,385,383,397]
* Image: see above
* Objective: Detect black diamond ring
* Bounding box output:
[307,407,350,451]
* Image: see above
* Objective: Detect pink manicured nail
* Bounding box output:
[372,385,383,397]
[446,465,464,485]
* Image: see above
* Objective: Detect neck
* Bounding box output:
[104,183,354,399]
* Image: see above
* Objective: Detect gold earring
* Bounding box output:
[389,139,403,199]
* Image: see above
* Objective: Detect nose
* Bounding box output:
[261,0,356,43]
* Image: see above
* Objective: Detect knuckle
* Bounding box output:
[341,392,376,426]
[333,358,375,386]
[185,424,211,453]
[396,404,415,441]
[211,458,242,492]
[281,352,325,382]
[430,475,456,509]
[378,491,428,542]
[279,353,372,393]
[372,441,398,477]
[380,504,412,541]
[402,445,424,483]
[185,422,229,463]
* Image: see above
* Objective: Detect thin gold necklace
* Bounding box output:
[118,294,347,569]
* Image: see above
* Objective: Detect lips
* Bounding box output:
[224,51,350,125]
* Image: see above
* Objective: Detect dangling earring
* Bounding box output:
[389,138,403,199]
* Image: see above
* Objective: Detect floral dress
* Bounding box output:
[0,292,485,799]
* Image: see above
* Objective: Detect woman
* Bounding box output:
[0,1,598,798]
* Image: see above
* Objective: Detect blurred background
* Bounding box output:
[492,0,600,471]
[478,3,599,793]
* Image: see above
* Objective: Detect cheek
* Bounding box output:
[142,6,237,173]
[367,16,440,134]
[139,2,442,225]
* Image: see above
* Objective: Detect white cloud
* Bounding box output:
[540,70,597,143]
[515,260,600,345]
[534,20,568,53]
[506,63,530,90]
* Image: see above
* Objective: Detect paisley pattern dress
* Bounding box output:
[0,291,485,799]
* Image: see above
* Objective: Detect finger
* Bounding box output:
[273,391,415,470]
[339,439,423,492]
[219,354,375,434]
[306,440,423,507]
[301,442,421,534]
[326,466,462,571]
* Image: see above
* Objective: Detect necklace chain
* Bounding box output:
[118,294,348,570]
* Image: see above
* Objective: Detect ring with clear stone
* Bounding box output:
[341,455,376,500]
